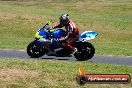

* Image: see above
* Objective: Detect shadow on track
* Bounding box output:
[40,56,70,61]
[41,58,69,61]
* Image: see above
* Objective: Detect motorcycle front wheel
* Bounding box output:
[27,42,47,58]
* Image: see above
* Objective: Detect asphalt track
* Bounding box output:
[0,49,132,66]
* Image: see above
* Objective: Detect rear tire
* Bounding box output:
[27,42,46,58]
[74,42,95,61]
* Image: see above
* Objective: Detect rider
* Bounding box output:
[52,14,79,55]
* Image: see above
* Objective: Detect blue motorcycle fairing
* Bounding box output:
[36,28,65,48]
[52,29,66,39]
[50,29,66,48]
[38,28,65,39]
[79,31,98,41]
[37,28,50,38]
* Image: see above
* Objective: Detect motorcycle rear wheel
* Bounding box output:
[74,42,95,61]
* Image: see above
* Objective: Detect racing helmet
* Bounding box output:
[59,14,70,26]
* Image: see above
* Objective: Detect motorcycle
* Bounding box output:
[27,21,98,61]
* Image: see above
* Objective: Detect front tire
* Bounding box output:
[74,42,95,61]
[27,42,46,58]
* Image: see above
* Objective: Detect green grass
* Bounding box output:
[0,0,132,56]
[0,58,132,88]
[0,1,131,88]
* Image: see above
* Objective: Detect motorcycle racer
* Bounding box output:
[52,14,79,54]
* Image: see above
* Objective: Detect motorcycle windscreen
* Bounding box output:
[79,31,98,41]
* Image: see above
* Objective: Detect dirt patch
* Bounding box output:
[0,68,39,82]
[21,14,46,20]
[0,12,17,20]
[0,12,46,20]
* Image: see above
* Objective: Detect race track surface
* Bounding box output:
[0,49,132,66]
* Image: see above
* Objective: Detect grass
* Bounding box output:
[0,58,132,88]
[0,1,131,87]
[0,0,132,56]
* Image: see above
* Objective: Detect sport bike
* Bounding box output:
[27,21,98,61]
